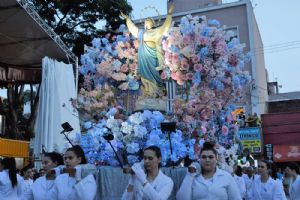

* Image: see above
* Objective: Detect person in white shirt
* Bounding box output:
[121,145,174,200]
[176,141,242,200]
[22,151,64,200]
[243,166,255,200]
[52,145,97,200]
[285,162,300,200]
[0,157,23,200]
[21,167,34,195]
[233,164,246,199]
[249,160,286,200]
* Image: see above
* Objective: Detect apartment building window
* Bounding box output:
[225,26,239,41]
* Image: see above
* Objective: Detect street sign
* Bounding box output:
[237,127,262,153]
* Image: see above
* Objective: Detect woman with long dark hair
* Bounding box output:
[0,157,22,199]
[121,145,174,200]
[51,145,97,200]
[176,142,241,200]
[249,160,286,200]
[22,152,64,200]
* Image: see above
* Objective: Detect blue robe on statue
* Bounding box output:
[137,30,163,87]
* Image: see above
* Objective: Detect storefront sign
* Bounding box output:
[237,127,262,153]
[273,144,300,162]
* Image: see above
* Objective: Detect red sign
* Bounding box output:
[273,145,300,162]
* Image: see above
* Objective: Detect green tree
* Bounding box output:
[30,0,133,56]
[0,85,39,140]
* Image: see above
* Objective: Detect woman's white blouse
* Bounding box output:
[21,176,55,200]
[249,176,286,200]
[234,174,246,199]
[121,170,174,200]
[289,175,300,200]
[0,170,23,200]
[51,167,97,200]
[176,168,242,200]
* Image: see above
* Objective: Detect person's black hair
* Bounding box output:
[200,141,218,156]
[66,145,87,164]
[21,165,32,177]
[287,162,300,174]
[270,162,278,180]
[1,157,17,187]
[235,165,243,177]
[144,146,162,158]
[44,152,64,166]
[260,160,272,170]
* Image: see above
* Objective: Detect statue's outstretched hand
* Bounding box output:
[168,4,174,15]
[120,12,128,19]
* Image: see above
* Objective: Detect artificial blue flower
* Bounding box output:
[208,19,220,28]
[92,38,101,49]
[83,121,92,130]
[193,72,202,86]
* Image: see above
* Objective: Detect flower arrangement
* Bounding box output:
[73,14,252,167]
[162,15,251,147]
[74,109,195,166]
[80,25,140,93]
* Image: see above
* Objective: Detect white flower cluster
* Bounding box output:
[128,112,144,125]
[106,116,119,129]
[121,121,133,134]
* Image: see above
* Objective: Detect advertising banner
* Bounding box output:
[237,127,262,153]
[273,144,300,162]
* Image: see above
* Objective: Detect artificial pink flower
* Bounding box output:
[112,72,127,81]
[186,73,194,80]
[171,72,177,80]
[130,63,137,71]
[192,55,200,64]
[194,63,203,72]
[221,125,229,136]
[181,62,190,71]
[182,35,191,45]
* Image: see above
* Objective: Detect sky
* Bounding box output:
[127,0,300,93]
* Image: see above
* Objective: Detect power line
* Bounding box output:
[251,44,300,56]
[254,40,300,51]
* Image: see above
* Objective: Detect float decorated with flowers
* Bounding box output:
[73,14,251,171]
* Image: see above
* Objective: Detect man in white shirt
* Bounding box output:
[243,166,255,200]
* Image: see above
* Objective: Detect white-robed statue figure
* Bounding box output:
[121,5,174,97]
[121,145,174,200]
[51,145,97,200]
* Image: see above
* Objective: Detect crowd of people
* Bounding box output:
[0,145,97,200]
[0,142,299,200]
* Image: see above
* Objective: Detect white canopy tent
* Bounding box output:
[0,0,80,154]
